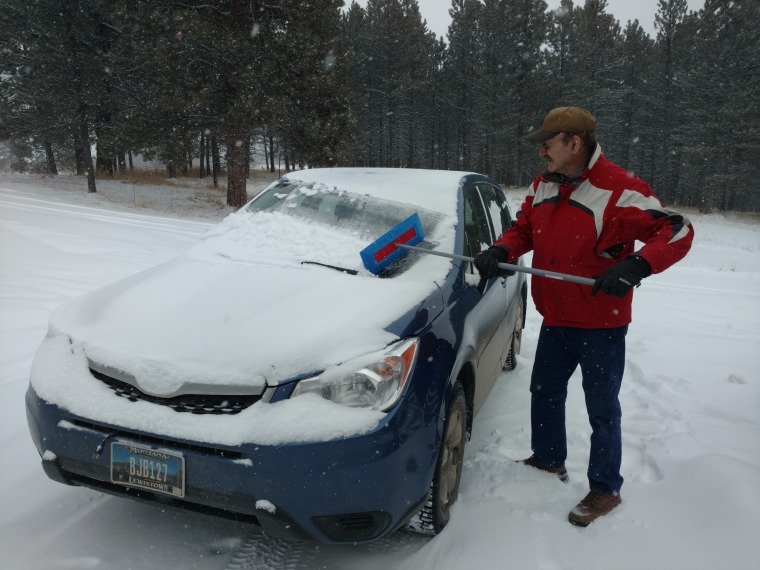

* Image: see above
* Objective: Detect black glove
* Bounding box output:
[592,256,651,297]
[474,246,513,279]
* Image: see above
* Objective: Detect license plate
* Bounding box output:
[111,442,185,498]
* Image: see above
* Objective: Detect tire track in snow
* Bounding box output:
[0,190,213,238]
[224,534,318,570]
[222,528,431,569]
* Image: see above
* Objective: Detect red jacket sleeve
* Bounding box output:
[600,180,694,274]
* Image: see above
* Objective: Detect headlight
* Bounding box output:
[290,338,419,411]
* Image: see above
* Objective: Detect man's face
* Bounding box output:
[539,132,574,175]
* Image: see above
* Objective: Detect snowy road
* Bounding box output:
[1,178,759,570]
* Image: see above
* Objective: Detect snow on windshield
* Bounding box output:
[187,177,455,277]
[246,178,445,248]
[279,167,467,215]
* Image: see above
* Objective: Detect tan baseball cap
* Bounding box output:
[524,107,597,143]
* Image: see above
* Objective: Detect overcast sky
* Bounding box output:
[347,0,706,40]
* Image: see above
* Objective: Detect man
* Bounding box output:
[475,106,693,526]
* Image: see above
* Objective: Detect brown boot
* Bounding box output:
[568,491,622,527]
[519,456,569,482]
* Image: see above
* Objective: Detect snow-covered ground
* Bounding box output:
[1,173,758,570]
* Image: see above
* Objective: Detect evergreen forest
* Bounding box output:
[1,0,758,212]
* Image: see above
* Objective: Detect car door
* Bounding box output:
[477,182,518,310]
[477,181,520,370]
[462,183,515,416]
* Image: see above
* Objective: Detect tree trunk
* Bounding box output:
[211,134,220,188]
[199,134,206,178]
[268,134,275,173]
[226,130,247,208]
[244,136,251,177]
[206,137,212,179]
[73,132,85,176]
[44,141,58,175]
[95,126,114,176]
[79,109,96,193]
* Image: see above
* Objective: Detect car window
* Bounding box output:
[477,183,513,239]
[463,185,494,262]
[247,179,445,246]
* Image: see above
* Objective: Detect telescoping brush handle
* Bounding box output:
[395,243,596,287]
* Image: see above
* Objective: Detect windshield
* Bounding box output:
[247,179,446,246]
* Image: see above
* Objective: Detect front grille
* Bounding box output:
[90,369,261,415]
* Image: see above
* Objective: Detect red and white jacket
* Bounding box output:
[494,144,694,328]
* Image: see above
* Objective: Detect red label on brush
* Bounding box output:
[374,228,417,263]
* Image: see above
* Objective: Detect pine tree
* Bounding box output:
[618,21,657,179]
[680,0,760,212]
[340,2,374,164]
[445,0,484,171]
[490,0,550,184]
[0,0,117,191]
[116,0,349,207]
[277,0,355,168]
[652,0,689,202]
[347,0,438,167]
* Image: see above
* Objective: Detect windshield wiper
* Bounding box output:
[300,261,358,275]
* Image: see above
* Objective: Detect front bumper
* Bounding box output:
[25,385,440,543]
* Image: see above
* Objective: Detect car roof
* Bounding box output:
[280,168,484,215]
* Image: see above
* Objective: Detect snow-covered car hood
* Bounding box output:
[47,211,451,397]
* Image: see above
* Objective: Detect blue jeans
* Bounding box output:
[530,325,628,495]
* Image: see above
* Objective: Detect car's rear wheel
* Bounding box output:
[408,383,467,535]
[503,294,524,371]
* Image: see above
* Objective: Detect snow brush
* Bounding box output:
[362,214,595,286]
[360,213,425,274]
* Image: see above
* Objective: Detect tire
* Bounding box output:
[503,294,524,371]
[408,383,467,535]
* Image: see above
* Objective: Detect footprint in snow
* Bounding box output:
[728,374,747,385]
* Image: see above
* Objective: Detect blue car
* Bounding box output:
[26,168,526,543]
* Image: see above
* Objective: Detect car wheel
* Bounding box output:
[408,383,467,535]
[503,294,524,371]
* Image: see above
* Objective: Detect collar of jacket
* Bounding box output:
[541,170,584,188]
[540,143,602,188]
